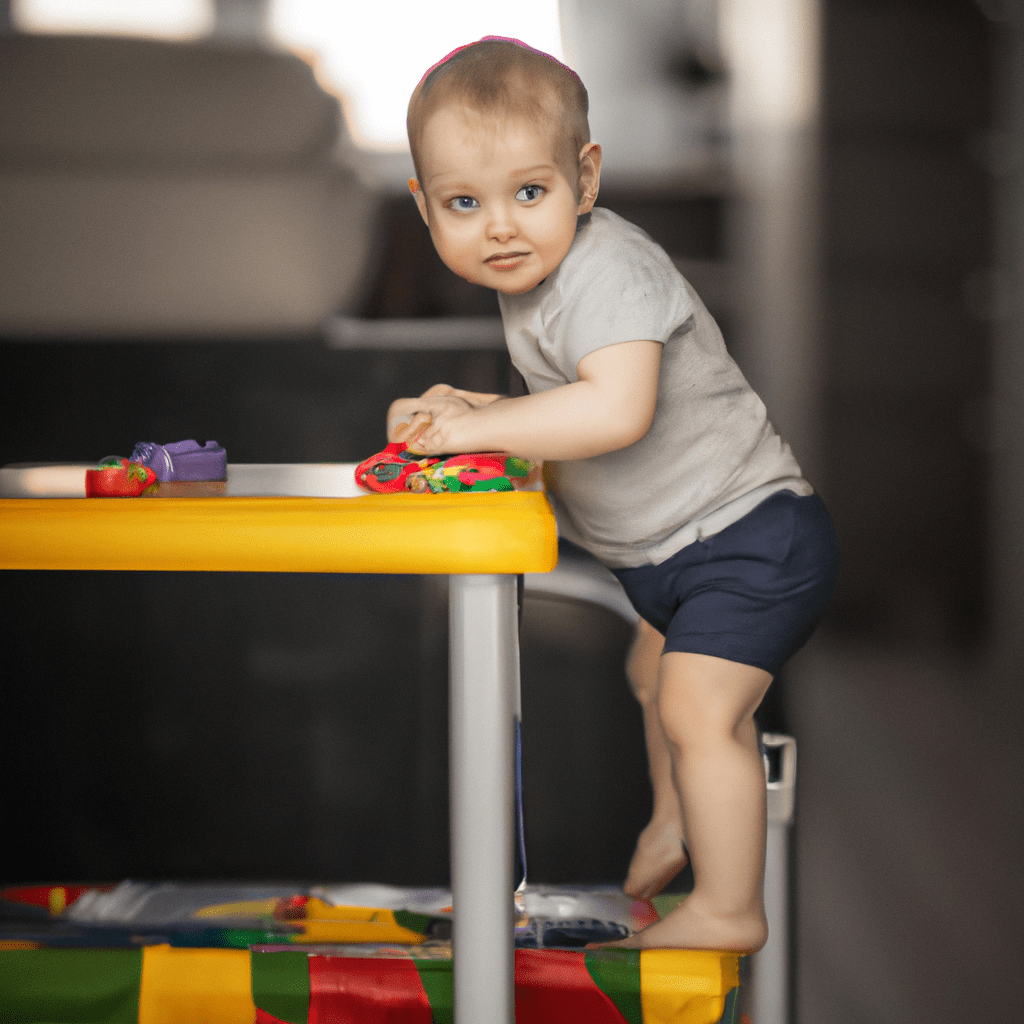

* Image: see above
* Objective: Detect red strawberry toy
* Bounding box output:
[85,457,158,497]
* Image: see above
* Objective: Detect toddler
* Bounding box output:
[388,37,839,952]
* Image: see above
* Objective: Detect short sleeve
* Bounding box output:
[540,219,694,380]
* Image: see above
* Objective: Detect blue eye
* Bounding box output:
[516,184,544,202]
[449,196,479,211]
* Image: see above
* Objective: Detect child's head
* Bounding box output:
[406,38,602,296]
[407,37,590,185]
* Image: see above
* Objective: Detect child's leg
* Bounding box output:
[623,618,689,900]
[607,650,772,952]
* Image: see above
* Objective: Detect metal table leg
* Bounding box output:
[448,574,518,1024]
[751,733,797,1024]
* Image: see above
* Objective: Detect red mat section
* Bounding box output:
[308,955,434,1024]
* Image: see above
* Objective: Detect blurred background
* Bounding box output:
[0,0,1021,1021]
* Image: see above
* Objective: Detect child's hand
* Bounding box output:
[388,404,433,449]
[387,384,502,455]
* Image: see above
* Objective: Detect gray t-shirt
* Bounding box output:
[498,208,810,568]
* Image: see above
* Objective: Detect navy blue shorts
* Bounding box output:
[611,491,839,675]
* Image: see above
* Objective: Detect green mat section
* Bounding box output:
[251,950,310,1024]
[0,949,142,1024]
[585,949,643,1024]
[412,957,454,1024]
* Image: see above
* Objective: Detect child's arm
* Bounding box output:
[387,340,661,462]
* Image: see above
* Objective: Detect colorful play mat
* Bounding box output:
[0,882,744,1024]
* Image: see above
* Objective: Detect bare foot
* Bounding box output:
[624,818,688,901]
[590,896,767,953]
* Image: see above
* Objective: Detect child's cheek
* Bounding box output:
[436,238,476,283]
[440,225,473,261]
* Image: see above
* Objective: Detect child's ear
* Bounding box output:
[409,178,430,225]
[576,143,602,215]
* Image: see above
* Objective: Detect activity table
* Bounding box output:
[0,464,558,1024]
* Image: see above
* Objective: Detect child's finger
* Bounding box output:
[404,435,431,456]
[390,419,413,441]
[405,417,443,455]
[390,412,431,443]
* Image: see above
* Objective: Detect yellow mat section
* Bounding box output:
[0,492,558,575]
[640,949,740,1024]
[138,946,254,1024]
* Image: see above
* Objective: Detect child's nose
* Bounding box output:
[486,205,518,242]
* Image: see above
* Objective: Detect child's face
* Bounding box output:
[411,104,600,295]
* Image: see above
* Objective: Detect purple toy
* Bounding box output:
[129,440,226,482]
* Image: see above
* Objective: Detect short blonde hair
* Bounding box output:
[407,37,590,183]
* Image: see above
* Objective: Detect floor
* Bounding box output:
[786,638,1023,1023]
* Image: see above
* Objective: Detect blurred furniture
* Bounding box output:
[0,34,380,338]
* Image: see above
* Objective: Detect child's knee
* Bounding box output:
[658,700,759,758]
[655,653,771,747]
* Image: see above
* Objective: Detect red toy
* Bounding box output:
[85,457,158,497]
[356,442,536,495]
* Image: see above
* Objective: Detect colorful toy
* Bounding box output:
[128,440,226,482]
[85,457,158,497]
[84,440,226,497]
[0,883,643,953]
[356,442,536,495]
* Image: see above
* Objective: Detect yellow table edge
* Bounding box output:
[0,493,558,575]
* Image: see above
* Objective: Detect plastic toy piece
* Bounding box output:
[129,440,226,483]
[415,452,537,494]
[514,918,630,948]
[354,442,439,493]
[356,442,536,494]
[193,897,283,919]
[191,895,441,946]
[84,441,227,498]
[0,884,102,914]
[278,899,437,945]
[85,458,158,497]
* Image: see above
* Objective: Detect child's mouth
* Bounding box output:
[486,252,528,270]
